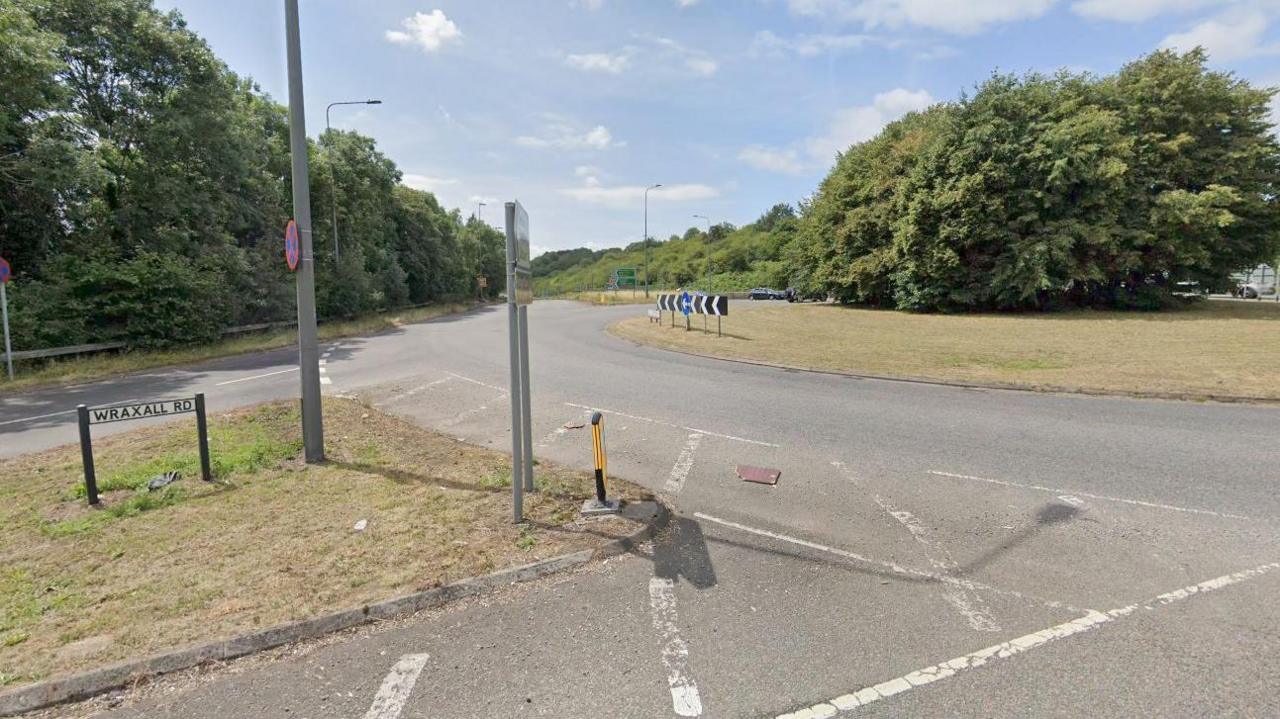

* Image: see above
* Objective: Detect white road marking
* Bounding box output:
[319,366,327,374]
[535,410,592,449]
[362,653,430,719]
[0,408,77,426]
[564,402,778,447]
[320,376,333,385]
[319,359,327,366]
[693,512,1084,613]
[776,562,1280,718]
[649,577,704,717]
[445,371,508,394]
[376,377,453,408]
[834,462,1000,632]
[440,398,505,428]
[928,471,1252,521]
[215,367,298,386]
[663,434,704,494]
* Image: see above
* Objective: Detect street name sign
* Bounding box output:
[77,394,213,506]
[88,398,197,425]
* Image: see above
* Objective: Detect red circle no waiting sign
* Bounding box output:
[0,257,11,284]
[284,220,299,271]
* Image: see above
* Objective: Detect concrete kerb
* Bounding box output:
[609,325,1279,406]
[0,500,668,717]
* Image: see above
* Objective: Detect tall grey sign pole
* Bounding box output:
[1,282,12,382]
[506,201,535,521]
[285,0,324,463]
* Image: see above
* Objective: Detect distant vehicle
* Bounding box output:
[748,287,784,300]
[1235,282,1277,299]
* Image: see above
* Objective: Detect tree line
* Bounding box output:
[0,0,503,351]
[540,51,1279,311]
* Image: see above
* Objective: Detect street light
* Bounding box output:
[476,201,487,222]
[693,214,712,294]
[644,184,662,298]
[325,99,383,261]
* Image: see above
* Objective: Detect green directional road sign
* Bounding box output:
[615,267,637,288]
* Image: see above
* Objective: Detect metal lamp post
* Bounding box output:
[325,99,382,261]
[644,184,661,297]
[476,201,487,223]
[693,214,712,294]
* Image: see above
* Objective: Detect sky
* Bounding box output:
[155,0,1280,256]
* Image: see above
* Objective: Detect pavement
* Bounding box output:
[6,300,1280,718]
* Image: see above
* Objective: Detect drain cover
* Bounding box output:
[737,465,781,486]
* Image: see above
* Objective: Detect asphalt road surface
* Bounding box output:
[6,301,1280,719]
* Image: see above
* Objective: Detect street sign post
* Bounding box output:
[657,293,729,337]
[77,394,213,506]
[505,200,535,522]
[285,220,300,271]
[284,0,325,464]
[0,257,12,381]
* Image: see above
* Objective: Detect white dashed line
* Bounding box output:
[563,402,778,447]
[362,653,430,719]
[928,471,1252,521]
[320,376,333,385]
[693,512,1084,613]
[319,359,327,366]
[776,562,1280,718]
[214,367,298,386]
[663,434,704,494]
[445,371,508,394]
[649,577,704,717]
[834,462,999,632]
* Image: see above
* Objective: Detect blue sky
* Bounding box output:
[156,0,1280,255]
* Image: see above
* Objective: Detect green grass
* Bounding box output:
[0,398,653,689]
[0,302,484,395]
[613,300,1280,401]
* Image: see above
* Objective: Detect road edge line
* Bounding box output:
[0,501,668,717]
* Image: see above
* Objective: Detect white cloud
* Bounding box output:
[572,0,605,9]
[565,51,632,74]
[385,10,462,53]
[563,182,719,208]
[686,57,719,76]
[805,88,935,161]
[738,145,808,174]
[1159,10,1279,62]
[739,88,935,174]
[1071,0,1225,22]
[676,0,702,6]
[516,123,622,150]
[401,174,458,192]
[752,30,877,57]
[639,34,719,77]
[786,0,1055,35]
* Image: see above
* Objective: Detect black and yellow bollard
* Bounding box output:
[582,411,621,516]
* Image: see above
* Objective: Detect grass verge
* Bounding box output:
[0,398,650,688]
[611,300,1280,401]
[548,291,659,306]
[0,302,485,395]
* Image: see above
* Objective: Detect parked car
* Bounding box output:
[748,287,785,300]
[1237,282,1277,299]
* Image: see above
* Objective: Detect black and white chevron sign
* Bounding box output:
[656,294,729,316]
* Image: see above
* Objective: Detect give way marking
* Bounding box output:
[362,653,430,719]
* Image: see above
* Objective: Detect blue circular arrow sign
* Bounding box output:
[680,291,693,316]
[284,220,299,271]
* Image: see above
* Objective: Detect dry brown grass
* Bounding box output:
[612,300,1280,401]
[552,291,657,306]
[0,302,485,395]
[0,398,650,688]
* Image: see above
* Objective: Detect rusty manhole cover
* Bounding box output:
[737,465,781,486]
